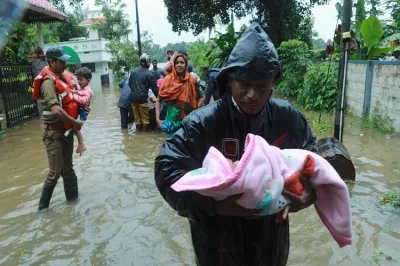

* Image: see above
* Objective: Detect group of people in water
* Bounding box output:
[118,49,218,137]
[34,22,355,266]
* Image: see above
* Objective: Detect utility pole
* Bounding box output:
[334,0,352,142]
[134,0,142,57]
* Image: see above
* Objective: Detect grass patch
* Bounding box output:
[373,251,393,262]
[311,118,333,134]
[381,190,400,208]
[363,107,396,134]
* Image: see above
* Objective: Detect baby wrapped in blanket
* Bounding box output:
[171,133,352,248]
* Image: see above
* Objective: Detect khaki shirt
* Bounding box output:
[39,79,64,128]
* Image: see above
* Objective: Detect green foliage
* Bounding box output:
[352,15,398,59]
[94,0,131,40]
[207,22,247,68]
[368,0,382,16]
[186,40,213,73]
[277,40,310,96]
[144,40,214,68]
[162,43,188,54]
[163,0,330,46]
[361,16,384,54]
[35,27,60,44]
[251,1,328,46]
[0,23,36,64]
[373,251,386,262]
[381,190,400,208]
[49,0,83,12]
[355,0,366,40]
[337,2,400,59]
[311,49,327,60]
[46,9,87,42]
[311,118,332,134]
[106,30,154,77]
[107,39,139,78]
[313,38,327,50]
[362,107,395,133]
[140,31,156,55]
[297,17,314,49]
[0,7,87,64]
[298,62,338,112]
[93,0,135,77]
[335,2,343,21]
[144,43,164,62]
[144,42,188,62]
[387,0,400,27]
[378,31,400,47]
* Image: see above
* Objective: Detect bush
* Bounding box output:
[297,62,338,112]
[277,40,310,96]
[363,107,395,134]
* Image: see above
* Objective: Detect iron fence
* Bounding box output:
[0,65,38,128]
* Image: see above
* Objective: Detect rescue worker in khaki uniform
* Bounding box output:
[37,47,83,211]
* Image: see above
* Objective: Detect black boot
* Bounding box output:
[63,176,78,201]
[38,184,56,211]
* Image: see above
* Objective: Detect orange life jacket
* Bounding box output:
[33,66,79,130]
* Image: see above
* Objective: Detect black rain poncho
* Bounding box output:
[155,23,316,266]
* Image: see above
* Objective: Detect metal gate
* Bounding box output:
[0,65,38,128]
[101,73,110,88]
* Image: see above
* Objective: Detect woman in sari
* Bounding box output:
[155,53,205,136]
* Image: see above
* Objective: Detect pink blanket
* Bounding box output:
[171,133,352,248]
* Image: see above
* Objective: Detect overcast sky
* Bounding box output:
[83,0,339,45]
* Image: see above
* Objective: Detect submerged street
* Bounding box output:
[0,86,399,265]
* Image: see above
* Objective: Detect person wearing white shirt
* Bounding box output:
[148,89,157,130]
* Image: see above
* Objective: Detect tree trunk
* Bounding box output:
[262,0,284,46]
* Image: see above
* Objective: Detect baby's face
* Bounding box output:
[77,76,89,88]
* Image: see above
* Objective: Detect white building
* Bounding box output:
[44,10,114,90]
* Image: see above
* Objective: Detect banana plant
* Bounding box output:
[360,15,397,59]
[206,22,247,68]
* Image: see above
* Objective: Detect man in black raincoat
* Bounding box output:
[155,23,317,266]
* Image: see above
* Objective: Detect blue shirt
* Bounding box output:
[117,76,131,109]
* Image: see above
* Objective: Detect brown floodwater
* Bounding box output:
[0,87,399,266]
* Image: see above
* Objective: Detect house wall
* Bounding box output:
[44,39,111,63]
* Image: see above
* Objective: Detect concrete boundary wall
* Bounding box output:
[346,60,400,129]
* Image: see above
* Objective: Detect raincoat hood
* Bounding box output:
[216,23,281,96]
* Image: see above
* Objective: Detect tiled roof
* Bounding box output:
[28,0,67,18]
[79,17,106,26]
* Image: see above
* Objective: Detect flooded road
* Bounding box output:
[0,87,399,265]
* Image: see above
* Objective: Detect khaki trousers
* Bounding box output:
[42,130,77,186]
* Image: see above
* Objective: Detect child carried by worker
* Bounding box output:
[72,67,93,156]
[171,133,353,248]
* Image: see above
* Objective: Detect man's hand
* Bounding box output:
[76,143,87,157]
[51,105,85,127]
[156,119,163,129]
[215,194,261,217]
[275,175,317,223]
[198,95,205,108]
[73,120,84,131]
